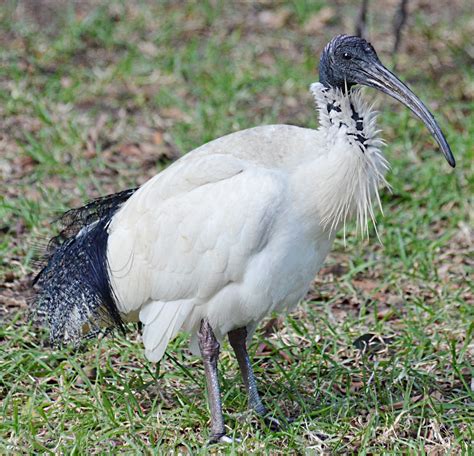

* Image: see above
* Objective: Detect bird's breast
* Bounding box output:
[202,214,335,337]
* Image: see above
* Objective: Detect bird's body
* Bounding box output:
[33,35,454,442]
[107,83,386,361]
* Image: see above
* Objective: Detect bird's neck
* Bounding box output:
[311,82,383,153]
[295,83,390,238]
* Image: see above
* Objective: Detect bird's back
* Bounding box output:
[185,124,324,169]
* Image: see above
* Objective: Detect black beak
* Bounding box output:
[357,61,455,168]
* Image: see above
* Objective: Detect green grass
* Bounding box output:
[1,1,473,453]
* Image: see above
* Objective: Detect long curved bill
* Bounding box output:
[358,62,455,167]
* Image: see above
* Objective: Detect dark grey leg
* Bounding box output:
[198,319,231,443]
[228,327,280,430]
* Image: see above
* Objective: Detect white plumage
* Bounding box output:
[107,83,387,362]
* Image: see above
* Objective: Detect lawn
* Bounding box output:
[0,0,472,454]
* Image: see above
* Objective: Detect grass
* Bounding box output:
[0,0,473,453]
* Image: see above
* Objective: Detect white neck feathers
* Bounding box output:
[310,82,390,238]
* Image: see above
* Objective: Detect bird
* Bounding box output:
[33,34,455,443]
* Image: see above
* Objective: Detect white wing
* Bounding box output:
[107,151,287,360]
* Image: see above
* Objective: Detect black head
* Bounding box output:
[319,35,380,90]
[319,34,455,167]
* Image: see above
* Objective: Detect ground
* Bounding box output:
[0,0,473,454]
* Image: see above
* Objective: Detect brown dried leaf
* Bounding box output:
[117,143,142,158]
[320,263,347,277]
[75,367,98,386]
[303,7,336,34]
[352,278,379,294]
[0,287,28,308]
[152,131,164,145]
[161,107,189,122]
[18,155,38,170]
[380,394,423,411]
[257,52,276,67]
[84,114,108,158]
[262,316,283,337]
[334,380,365,394]
[258,8,292,29]
[254,342,292,363]
[255,342,271,357]
[138,41,159,57]
[4,272,15,282]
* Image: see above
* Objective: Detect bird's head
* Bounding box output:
[319,34,455,167]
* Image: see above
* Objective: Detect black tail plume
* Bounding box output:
[33,188,138,345]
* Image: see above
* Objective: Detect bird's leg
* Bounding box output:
[198,318,230,444]
[228,327,280,430]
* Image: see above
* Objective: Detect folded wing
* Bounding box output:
[107,152,287,360]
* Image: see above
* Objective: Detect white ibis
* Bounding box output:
[34,35,455,443]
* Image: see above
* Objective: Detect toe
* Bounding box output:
[208,434,241,445]
[219,435,241,444]
[264,415,282,431]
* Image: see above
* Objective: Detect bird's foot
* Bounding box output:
[263,415,282,431]
[208,433,241,445]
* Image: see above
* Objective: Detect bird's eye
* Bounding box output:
[342,52,352,60]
